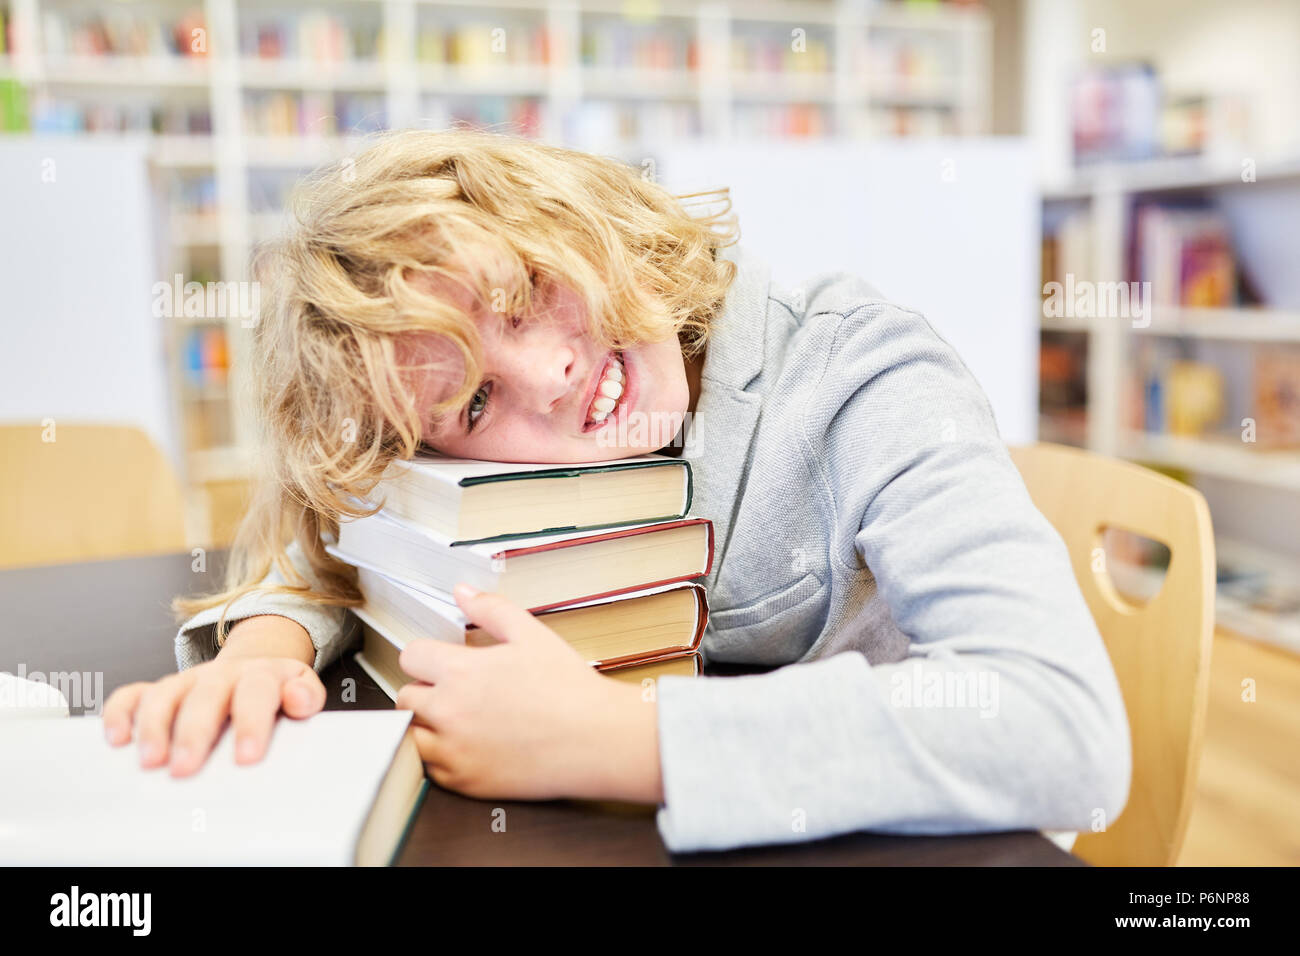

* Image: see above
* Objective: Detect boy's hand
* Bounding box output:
[396,583,662,804]
[103,617,325,777]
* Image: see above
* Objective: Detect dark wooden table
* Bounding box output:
[0,550,1081,866]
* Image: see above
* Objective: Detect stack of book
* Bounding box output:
[331,453,713,699]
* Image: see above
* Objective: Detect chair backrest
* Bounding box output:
[1009,442,1215,867]
[0,424,186,569]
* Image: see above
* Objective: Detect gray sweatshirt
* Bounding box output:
[176,247,1131,854]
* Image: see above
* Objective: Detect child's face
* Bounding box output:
[400,272,690,463]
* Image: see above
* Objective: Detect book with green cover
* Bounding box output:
[370,452,693,545]
[0,78,29,132]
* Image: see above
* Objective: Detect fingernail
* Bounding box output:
[454,582,480,601]
[237,737,258,762]
[170,746,190,770]
[139,741,162,766]
[104,722,125,745]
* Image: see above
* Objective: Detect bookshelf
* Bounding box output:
[0,0,991,543]
[1037,157,1300,651]
[1037,158,1300,467]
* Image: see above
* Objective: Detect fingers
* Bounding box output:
[452,583,548,645]
[229,664,322,767]
[111,660,325,776]
[394,678,436,717]
[229,667,282,765]
[411,724,444,763]
[410,725,453,785]
[133,671,198,769]
[399,638,472,684]
[102,682,149,746]
[169,672,236,777]
[280,666,326,719]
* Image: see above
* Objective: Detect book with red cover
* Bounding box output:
[334,511,714,612]
[354,623,704,702]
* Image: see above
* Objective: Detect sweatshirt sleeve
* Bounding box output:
[174,539,354,675]
[653,301,1132,853]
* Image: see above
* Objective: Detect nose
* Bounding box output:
[505,340,577,416]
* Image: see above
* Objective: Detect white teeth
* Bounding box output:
[585,352,626,426]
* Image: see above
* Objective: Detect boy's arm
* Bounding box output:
[175,539,354,674]
[651,302,1131,853]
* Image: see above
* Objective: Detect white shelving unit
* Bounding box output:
[1039,157,1300,650]
[1039,157,1300,476]
[1132,306,1300,344]
[1117,433,1300,495]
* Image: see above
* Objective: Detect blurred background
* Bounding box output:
[0,0,1297,864]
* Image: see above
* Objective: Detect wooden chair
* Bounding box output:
[1009,442,1215,867]
[0,424,186,569]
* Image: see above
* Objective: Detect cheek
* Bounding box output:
[638,340,688,409]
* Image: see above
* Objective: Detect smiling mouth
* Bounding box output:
[582,350,628,432]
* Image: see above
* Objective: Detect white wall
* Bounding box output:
[0,138,176,464]
[654,138,1040,444]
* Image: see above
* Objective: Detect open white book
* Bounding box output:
[0,711,426,866]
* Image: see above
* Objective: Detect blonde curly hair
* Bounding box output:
[175,128,738,640]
